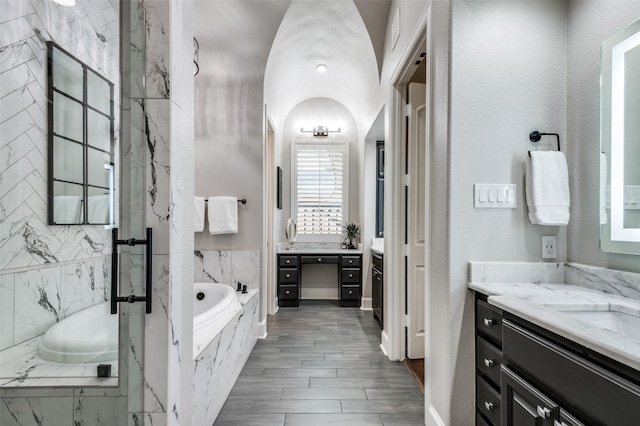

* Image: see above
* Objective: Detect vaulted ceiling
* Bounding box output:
[194,0,390,129]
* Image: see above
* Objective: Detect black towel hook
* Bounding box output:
[528,131,561,157]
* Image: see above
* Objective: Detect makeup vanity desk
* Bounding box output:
[276,248,363,308]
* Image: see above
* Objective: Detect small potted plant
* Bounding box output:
[342,223,360,249]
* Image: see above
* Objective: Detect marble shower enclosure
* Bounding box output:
[0,0,118,350]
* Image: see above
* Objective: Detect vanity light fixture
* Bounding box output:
[52,0,76,6]
[299,126,341,136]
[316,63,327,73]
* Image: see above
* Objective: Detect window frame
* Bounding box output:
[291,137,349,243]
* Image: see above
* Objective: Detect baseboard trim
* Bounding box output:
[427,405,445,426]
[360,297,372,310]
[257,319,267,339]
[380,330,390,358]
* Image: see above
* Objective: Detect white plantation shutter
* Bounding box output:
[293,141,348,239]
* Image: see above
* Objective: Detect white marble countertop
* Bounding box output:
[277,248,363,255]
[370,246,384,255]
[469,281,640,371]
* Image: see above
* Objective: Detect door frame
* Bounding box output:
[261,108,276,336]
[385,4,432,381]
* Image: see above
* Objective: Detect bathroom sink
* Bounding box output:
[545,305,640,341]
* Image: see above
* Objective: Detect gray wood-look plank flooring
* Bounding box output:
[214,300,424,426]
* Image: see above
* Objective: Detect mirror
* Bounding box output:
[600,18,640,254]
[48,42,115,225]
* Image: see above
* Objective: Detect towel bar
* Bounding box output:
[203,198,247,204]
[528,131,560,157]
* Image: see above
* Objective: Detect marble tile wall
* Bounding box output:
[194,250,261,289]
[0,0,118,349]
[565,263,640,301]
[192,291,259,426]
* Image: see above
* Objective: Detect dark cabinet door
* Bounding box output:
[501,366,558,426]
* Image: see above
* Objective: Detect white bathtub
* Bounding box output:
[193,283,241,346]
[38,302,118,363]
[36,283,240,364]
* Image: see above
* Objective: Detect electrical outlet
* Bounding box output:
[542,236,556,259]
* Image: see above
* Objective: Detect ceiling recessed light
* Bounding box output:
[52,0,76,6]
[316,63,327,73]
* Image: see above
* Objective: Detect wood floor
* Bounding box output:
[214,300,425,425]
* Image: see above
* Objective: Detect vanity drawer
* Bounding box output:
[279,256,298,267]
[279,284,298,300]
[300,255,339,264]
[372,253,383,270]
[341,285,361,300]
[476,299,503,346]
[477,376,501,426]
[341,256,361,267]
[278,268,298,283]
[503,320,640,426]
[341,269,360,284]
[477,336,502,388]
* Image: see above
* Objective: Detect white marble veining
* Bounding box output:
[469,262,640,371]
[192,290,258,426]
[194,250,261,289]
[0,335,119,387]
[565,262,640,301]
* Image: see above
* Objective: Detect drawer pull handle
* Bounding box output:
[483,359,494,367]
[285,290,290,295]
[349,260,353,264]
[318,258,322,262]
[376,276,381,281]
[484,402,495,411]
[536,406,551,418]
[483,318,494,327]
[349,273,353,278]
[286,259,290,264]
[286,274,291,278]
[349,290,353,295]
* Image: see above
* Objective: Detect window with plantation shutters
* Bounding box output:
[292,140,348,241]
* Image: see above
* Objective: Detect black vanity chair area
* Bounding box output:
[277,252,362,307]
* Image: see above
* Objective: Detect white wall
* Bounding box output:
[567,1,640,273]
[279,97,360,242]
[429,1,569,424]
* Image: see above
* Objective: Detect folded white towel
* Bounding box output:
[54,195,83,224]
[194,197,206,232]
[87,194,110,223]
[525,151,570,226]
[208,196,238,234]
[600,152,608,225]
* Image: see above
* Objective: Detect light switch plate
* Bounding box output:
[474,184,517,208]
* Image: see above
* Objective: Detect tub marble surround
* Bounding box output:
[468,261,640,371]
[192,289,259,426]
[194,250,261,289]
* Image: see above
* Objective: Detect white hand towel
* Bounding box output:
[208,196,238,234]
[600,152,608,225]
[194,197,205,232]
[525,151,570,226]
[88,195,110,223]
[54,195,83,224]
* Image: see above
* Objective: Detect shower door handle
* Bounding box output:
[111,228,153,314]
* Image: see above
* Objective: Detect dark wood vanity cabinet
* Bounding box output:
[372,252,383,328]
[277,253,362,307]
[475,293,640,426]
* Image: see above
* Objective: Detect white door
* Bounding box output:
[407,82,426,359]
